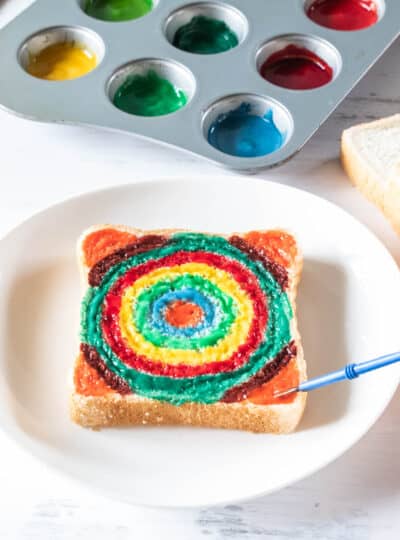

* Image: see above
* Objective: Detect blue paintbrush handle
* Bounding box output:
[298,352,400,393]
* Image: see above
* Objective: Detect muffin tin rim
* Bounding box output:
[0,0,398,171]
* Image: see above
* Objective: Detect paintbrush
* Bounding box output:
[274,351,400,398]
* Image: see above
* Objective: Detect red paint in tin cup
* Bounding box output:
[306,0,379,31]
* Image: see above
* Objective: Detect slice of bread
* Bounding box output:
[341,114,400,235]
[70,225,306,433]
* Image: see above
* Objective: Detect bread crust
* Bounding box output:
[71,226,306,433]
[70,391,307,434]
[341,117,400,235]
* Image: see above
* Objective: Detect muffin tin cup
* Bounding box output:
[202,94,293,157]
[164,2,248,52]
[0,0,399,171]
[78,0,160,22]
[303,0,386,15]
[18,25,105,77]
[304,0,386,30]
[256,34,342,88]
[108,58,196,113]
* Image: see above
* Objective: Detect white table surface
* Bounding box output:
[0,1,399,538]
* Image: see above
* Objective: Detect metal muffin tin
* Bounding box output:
[0,0,398,171]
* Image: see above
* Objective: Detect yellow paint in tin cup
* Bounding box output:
[27,42,97,81]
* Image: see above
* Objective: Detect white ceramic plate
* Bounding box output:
[0,177,399,508]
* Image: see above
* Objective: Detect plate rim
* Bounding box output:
[0,175,399,508]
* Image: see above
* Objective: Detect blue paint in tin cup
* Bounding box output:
[207,103,284,158]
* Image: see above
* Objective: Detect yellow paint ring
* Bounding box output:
[119,263,254,366]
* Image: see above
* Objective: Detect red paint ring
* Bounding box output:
[101,251,268,377]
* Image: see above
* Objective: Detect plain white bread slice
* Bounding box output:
[341,114,400,234]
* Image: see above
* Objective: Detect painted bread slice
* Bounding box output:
[71,226,306,433]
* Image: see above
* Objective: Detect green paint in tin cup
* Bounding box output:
[113,70,188,117]
[84,0,154,22]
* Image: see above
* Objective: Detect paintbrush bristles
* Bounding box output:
[273,387,298,399]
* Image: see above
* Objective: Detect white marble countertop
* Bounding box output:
[0,1,399,538]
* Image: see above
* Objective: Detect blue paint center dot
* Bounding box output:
[207,103,284,158]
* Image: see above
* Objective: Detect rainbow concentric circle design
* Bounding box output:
[81,233,293,404]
